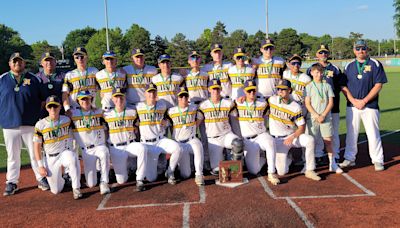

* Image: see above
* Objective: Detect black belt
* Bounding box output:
[81,144,95,150]
[208,135,222,139]
[48,153,60,157]
[178,136,195,144]
[272,135,289,139]
[193,101,202,105]
[224,96,230,99]
[245,135,258,140]
[109,140,134,147]
[141,136,161,143]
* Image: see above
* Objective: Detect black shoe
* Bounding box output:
[3,183,18,196]
[38,178,50,191]
[63,173,72,187]
[210,169,219,176]
[136,180,146,192]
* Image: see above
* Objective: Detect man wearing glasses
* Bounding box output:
[307,45,344,166]
[62,47,99,116]
[340,40,387,171]
[123,48,158,107]
[252,38,286,100]
[95,51,127,111]
[228,47,255,101]
[269,79,321,181]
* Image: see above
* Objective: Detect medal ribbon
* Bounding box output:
[50,118,61,137]
[105,70,118,89]
[145,102,157,122]
[77,68,89,87]
[10,71,26,88]
[113,107,126,126]
[79,109,93,129]
[132,65,144,84]
[245,100,256,120]
[356,58,369,76]
[178,106,190,124]
[312,81,324,100]
[160,74,172,91]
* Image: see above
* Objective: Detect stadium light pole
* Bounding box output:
[104,0,110,51]
[265,0,269,38]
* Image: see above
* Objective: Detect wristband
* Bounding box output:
[37,160,44,167]
[64,105,71,112]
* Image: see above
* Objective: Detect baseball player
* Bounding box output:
[95,51,127,111]
[33,95,82,199]
[235,80,280,185]
[269,79,321,181]
[166,87,205,186]
[103,88,148,191]
[1,53,49,196]
[71,90,111,194]
[185,51,209,104]
[62,47,99,114]
[198,79,243,175]
[152,54,184,109]
[252,38,286,99]
[306,45,344,165]
[202,44,233,98]
[340,40,387,171]
[123,48,158,106]
[136,83,182,185]
[228,47,255,101]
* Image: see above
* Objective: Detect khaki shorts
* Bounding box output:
[306,117,333,139]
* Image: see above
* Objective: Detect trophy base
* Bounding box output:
[215,178,249,188]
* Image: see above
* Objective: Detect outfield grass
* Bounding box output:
[0,72,399,169]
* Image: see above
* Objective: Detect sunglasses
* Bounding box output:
[246,89,256,93]
[178,94,189,98]
[318,51,329,55]
[290,62,301,66]
[236,56,247,60]
[104,57,114,61]
[80,97,91,101]
[47,104,59,109]
[190,56,200,61]
[75,55,85,60]
[263,46,274,51]
[355,47,367,51]
[277,88,288,91]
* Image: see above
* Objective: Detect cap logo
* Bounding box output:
[15,53,21,57]
[249,81,253,86]
[266,39,271,44]
[46,53,50,57]
[192,51,197,55]
[237,48,242,53]
[321,45,325,49]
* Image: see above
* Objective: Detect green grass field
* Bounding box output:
[0,70,399,170]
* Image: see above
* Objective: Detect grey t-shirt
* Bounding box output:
[304,81,334,119]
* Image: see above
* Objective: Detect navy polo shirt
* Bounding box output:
[307,62,343,113]
[0,71,48,129]
[343,58,387,110]
[36,70,65,118]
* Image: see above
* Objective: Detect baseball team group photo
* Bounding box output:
[1,0,399,227]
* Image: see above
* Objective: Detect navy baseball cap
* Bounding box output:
[276,79,292,90]
[102,50,117,59]
[145,83,157,92]
[208,78,222,90]
[131,48,144,57]
[244,79,257,92]
[188,50,200,58]
[76,90,93,101]
[45,95,61,107]
[9,52,25,62]
[177,86,189,96]
[112,87,126,97]
[211,43,223,52]
[233,47,246,58]
[261,38,275,48]
[317,45,330,53]
[354,39,368,48]
[287,54,302,63]
[158,54,171,63]
[40,52,56,62]
[73,47,87,56]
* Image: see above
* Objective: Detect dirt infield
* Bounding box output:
[0,142,399,227]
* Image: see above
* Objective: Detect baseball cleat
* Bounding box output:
[3,183,18,196]
[305,170,321,181]
[210,168,219,176]
[99,182,110,195]
[73,188,83,200]
[165,171,177,185]
[329,162,343,174]
[38,178,50,191]
[339,160,356,168]
[374,162,384,171]
[136,180,146,192]
[195,175,205,186]
[267,173,280,185]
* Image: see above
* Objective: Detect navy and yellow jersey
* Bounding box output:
[151,73,184,108]
[227,64,255,100]
[136,100,168,140]
[198,98,236,137]
[166,104,198,141]
[235,99,268,137]
[282,71,312,104]
[202,62,233,98]
[104,108,138,145]
[70,108,106,147]
[62,67,99,108]
[252,56,285,98]
[268,95,305,136]
[185,71,209,104]
[123,64,158,104]
[95,68,127,109]
[33,115,73,155]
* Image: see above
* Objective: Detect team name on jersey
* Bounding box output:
[169,110,197,128]
[207,69,229,83]
[105,116,136,133]
[127,74,153,88]
[269,103,302,125]
[36,122,71,144]
[256,63,284,79]
[201,106,231,122]
[236,105,265,121]
[137,108,166,125]
[71,113,103,132]
[186,75,208,90]
[67,74,97,94]
[96,76,126,93]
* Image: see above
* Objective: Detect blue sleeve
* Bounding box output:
[374,61,388,84]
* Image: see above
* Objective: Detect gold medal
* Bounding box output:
[48,83,53,89]
[249,119,254,123]
[14,86,20,92]
[357,74,362,79]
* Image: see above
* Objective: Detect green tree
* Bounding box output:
[30,40,61,72]
[195,28,213,64]
[165,33,193,67]
[123,24,151,64]
[246,30,266,58]
[85,28,126,70]
[275,28,303,58]
[0,24,32,73]
[62,26,97,59]
[224,29,248,59]
[331,37,353,59]
[299,33,318,59]
[211,21,228,44]
[148,35,169,66]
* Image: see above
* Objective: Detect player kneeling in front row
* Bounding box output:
[269,80,321,181]
[33,96,82,199]
[166,87,204,186]
[236,80,280,185]
[104,88,148,192]
[71,91,111,195]
[198,79,243,175]
[137,83,182,185]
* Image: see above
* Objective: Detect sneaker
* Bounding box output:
[136,180,146,192]
[99,182,110,195]
[3,183,18,196]
[374,162,384,171]
[165,171,177,185]
[195,175,205,186]
[339,160,356,168]
[210,168,219,176]
[38,178,50,191]
[267,173,280,185]
[305,170,321,181]
[329,161,343,174]
[73,188,82,200]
